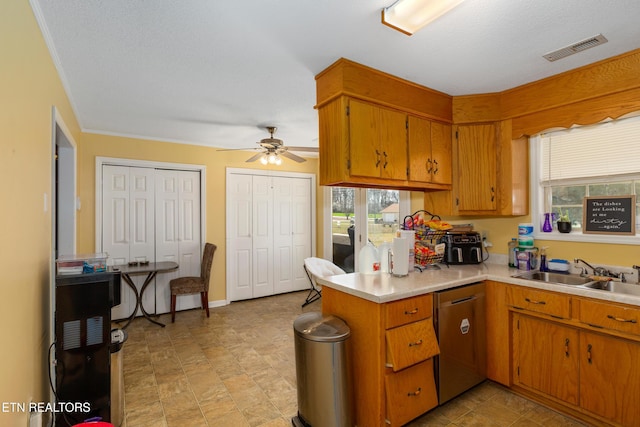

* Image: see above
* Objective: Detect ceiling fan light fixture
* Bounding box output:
[382,0,465,35]
[260,155,269,165]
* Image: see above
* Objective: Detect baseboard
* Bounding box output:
[208,299,229,309]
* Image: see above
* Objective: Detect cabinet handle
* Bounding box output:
[490,186,495,202]
[404,308,419,315]
[408,339,423,347]
[383,151,388,168]
[565,338,570,357]
[407,387,422,397]
[375,150,381,167]
[433,159,439,174]
[607,314,637,324]
[426,158,433,173]
[587,344,592,364]
[524,297,546,305]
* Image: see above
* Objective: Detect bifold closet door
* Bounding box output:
[102,165,155,320]
[227,174,254,301]
[227,173,312,302]
[273,177,312,294]
[155,169,202,314]
[103,165,203,320]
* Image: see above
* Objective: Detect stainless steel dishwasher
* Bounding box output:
[434,282,486,404]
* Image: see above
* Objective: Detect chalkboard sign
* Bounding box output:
[583,195,636,235]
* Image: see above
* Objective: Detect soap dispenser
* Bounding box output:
[539,247,548,272]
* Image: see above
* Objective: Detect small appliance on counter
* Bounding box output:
[440,231,483,265]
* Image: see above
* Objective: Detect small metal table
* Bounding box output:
[114,261,178,328]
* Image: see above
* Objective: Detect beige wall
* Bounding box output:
[77,133,319,302]
[0,1,82,424]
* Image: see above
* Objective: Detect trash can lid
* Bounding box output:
[294,312,350,342]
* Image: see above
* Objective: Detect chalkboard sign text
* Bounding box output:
[583,196,636,235]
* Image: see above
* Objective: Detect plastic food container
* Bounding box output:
[57,253,108,275]
[548,259,570,272]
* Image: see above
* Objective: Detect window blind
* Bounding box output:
[541,115,640,183]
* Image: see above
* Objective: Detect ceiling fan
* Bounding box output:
[218,126,318,164]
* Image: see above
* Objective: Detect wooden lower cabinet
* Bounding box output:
[507,290,640,426]
[580,331,640,426]
[385,359,438,426]
[485,281,511,385]
[513,314,579,405]
[321,287,439,426]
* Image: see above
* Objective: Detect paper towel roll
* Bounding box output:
[392,237,409,277]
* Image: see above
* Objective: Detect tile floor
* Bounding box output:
[121,291,585,427]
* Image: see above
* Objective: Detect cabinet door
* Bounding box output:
[430,121,452,185]
[514,314,579,405]
[580,331,640,425]
[379,107,408,180]
[456,124,497,211]
[349,99,407,180]
[407,116,431,182]
[349,99,382,178]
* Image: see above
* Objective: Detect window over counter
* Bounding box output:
[323,187,410,272]
[531,113,640,244]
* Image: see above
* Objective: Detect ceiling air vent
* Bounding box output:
[543,34,608,62]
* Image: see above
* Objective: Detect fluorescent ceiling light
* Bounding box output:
[382,0,465,35]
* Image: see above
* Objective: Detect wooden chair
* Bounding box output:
[302,257,346,307]
[170,243,216,322]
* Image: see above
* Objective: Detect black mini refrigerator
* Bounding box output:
[54,271,121,426]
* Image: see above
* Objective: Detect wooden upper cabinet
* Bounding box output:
[349,99,407,181]
[408,116,452,185]
[456,123,497,212]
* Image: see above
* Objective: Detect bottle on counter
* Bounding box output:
[539,247,548,272]
[508,238,517,267]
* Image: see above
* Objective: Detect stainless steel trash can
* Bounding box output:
[110,329,127,427]
[293,312,353,427]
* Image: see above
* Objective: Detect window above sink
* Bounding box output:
[530,113,640,245]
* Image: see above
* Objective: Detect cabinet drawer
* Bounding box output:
[385,358,438,426]
[386,319,439,371]
[385,294,433,329]
[507,286,571,319]
[579,299,640,336]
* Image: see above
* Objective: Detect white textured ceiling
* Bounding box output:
[31,0,640,151]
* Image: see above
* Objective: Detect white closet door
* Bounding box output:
[291,177,312,291]
[252,177,274,298]
[155,170,201,313]
[226,171,313,302]
[273,177,293,293]
[103,165,155,320]
[227,174,254,301]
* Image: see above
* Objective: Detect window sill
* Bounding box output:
[533,231,640,246]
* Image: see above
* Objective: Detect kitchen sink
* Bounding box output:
[513,271,595,286]
[580,280,640,297]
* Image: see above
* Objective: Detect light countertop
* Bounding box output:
[315,263,640,306]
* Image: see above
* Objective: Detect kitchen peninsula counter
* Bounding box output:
[315,262,640,307]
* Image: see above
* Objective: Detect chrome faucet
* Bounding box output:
[573,258,611,277]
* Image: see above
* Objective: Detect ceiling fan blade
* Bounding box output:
[245,152,265,163]
[216,147,260,152]
[284,146,319,152]
[281,151,306,163]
